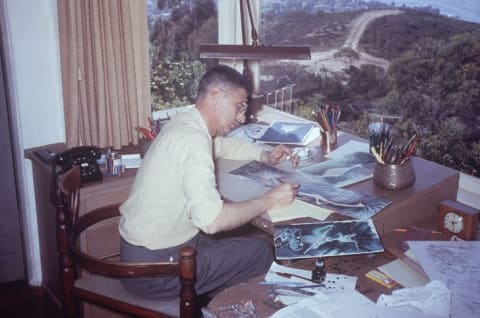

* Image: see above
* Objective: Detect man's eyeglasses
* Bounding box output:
[237,101,248,113]
[219,87,248,113]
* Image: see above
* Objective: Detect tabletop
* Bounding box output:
[209,106,460,317]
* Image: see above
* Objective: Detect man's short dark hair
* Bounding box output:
[197,64,251,98]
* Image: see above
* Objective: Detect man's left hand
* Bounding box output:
[261,145,298,167]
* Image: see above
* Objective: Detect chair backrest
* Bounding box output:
[55,166,197,318]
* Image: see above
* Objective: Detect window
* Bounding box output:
[258,0,480,177]
[147,0,218,112]
[146,0,479,177]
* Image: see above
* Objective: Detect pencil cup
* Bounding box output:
[373,160,415,190]
[320,130,337,153]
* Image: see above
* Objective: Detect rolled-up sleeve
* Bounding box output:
[214,136,263,161]
[179,132,224,231]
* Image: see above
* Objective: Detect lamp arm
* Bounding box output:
[239,0,247,46]
[244,0,258,46]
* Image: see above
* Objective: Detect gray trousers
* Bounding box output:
[120,232,273,299]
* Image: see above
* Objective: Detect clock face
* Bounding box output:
[443,211,464,234]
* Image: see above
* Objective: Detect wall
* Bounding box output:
[0,0,65,285]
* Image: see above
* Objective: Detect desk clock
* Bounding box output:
[438,200,479,240]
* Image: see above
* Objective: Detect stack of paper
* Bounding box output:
[121,154,142,169]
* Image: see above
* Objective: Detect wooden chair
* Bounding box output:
[55,166,198,318]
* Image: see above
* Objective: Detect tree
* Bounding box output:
[149,0,216,109]
[347,64,389,101]
[375,31,480,176]
[386,32,480,132]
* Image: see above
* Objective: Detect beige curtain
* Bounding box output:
[57,0,151,149]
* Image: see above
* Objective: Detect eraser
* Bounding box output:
[365,269,397,288]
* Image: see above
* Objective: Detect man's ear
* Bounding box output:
[210,87,221,109]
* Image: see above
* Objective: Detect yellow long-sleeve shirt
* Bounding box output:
[119,107,263,249]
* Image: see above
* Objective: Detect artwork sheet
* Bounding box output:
[296,151,375,187]
[229,160,391,220]
[273,219,384,260]
[251,121,319,145]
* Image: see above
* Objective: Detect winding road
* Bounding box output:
[266,9,403,76]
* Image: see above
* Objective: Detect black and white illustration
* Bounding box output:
[296,179,390,220]
[256,120,318,145]
[229,161,391,219]
[273,219,384,260]
[297,151,375,187]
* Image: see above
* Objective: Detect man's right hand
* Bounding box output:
[264,182,299,210]
[206,182,299,234]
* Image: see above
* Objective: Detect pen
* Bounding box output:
[275,177,300,189]
[259,281,325,287]
[274,272,314,283]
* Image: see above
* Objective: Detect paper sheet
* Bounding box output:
[271,286,445,318]
[325,139,370,159]
[377,280,451,317]
[121,153,142,169]
[378,254,429,288]
[264,262,357,305]
[407,241,480,318]
[266,199,331,222]
[218,163,332,222]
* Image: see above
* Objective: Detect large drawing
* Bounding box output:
[408,241,480,318]
[256,121,319,145]
[273,219,384,260]
[229,160,391,219]
[296,151,375,187]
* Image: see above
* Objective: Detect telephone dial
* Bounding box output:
[55,146,103,183]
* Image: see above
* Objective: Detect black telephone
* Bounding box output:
[55,146,103,183]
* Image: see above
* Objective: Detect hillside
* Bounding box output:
[260,9,480,176]
[360,9,480,60]
[263,9,479,63]
[260,9,479,88]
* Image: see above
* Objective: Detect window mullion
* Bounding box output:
[218,0,260,93]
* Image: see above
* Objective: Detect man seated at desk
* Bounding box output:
[119,65,299,299]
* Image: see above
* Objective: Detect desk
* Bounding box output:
[207,220,455,317]
[26,108,459,317]
[218,107,460,235]
[210,107,460,316]
[25,143,139,318]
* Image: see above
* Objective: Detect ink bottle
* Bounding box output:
[311,258,326,283]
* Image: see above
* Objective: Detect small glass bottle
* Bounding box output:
[106,148,115,174]
[106,149,123,175]
[312,258,326,283]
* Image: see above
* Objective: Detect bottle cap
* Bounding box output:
[315,258,325,267]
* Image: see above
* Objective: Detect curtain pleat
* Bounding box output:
[58,0,150,149]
